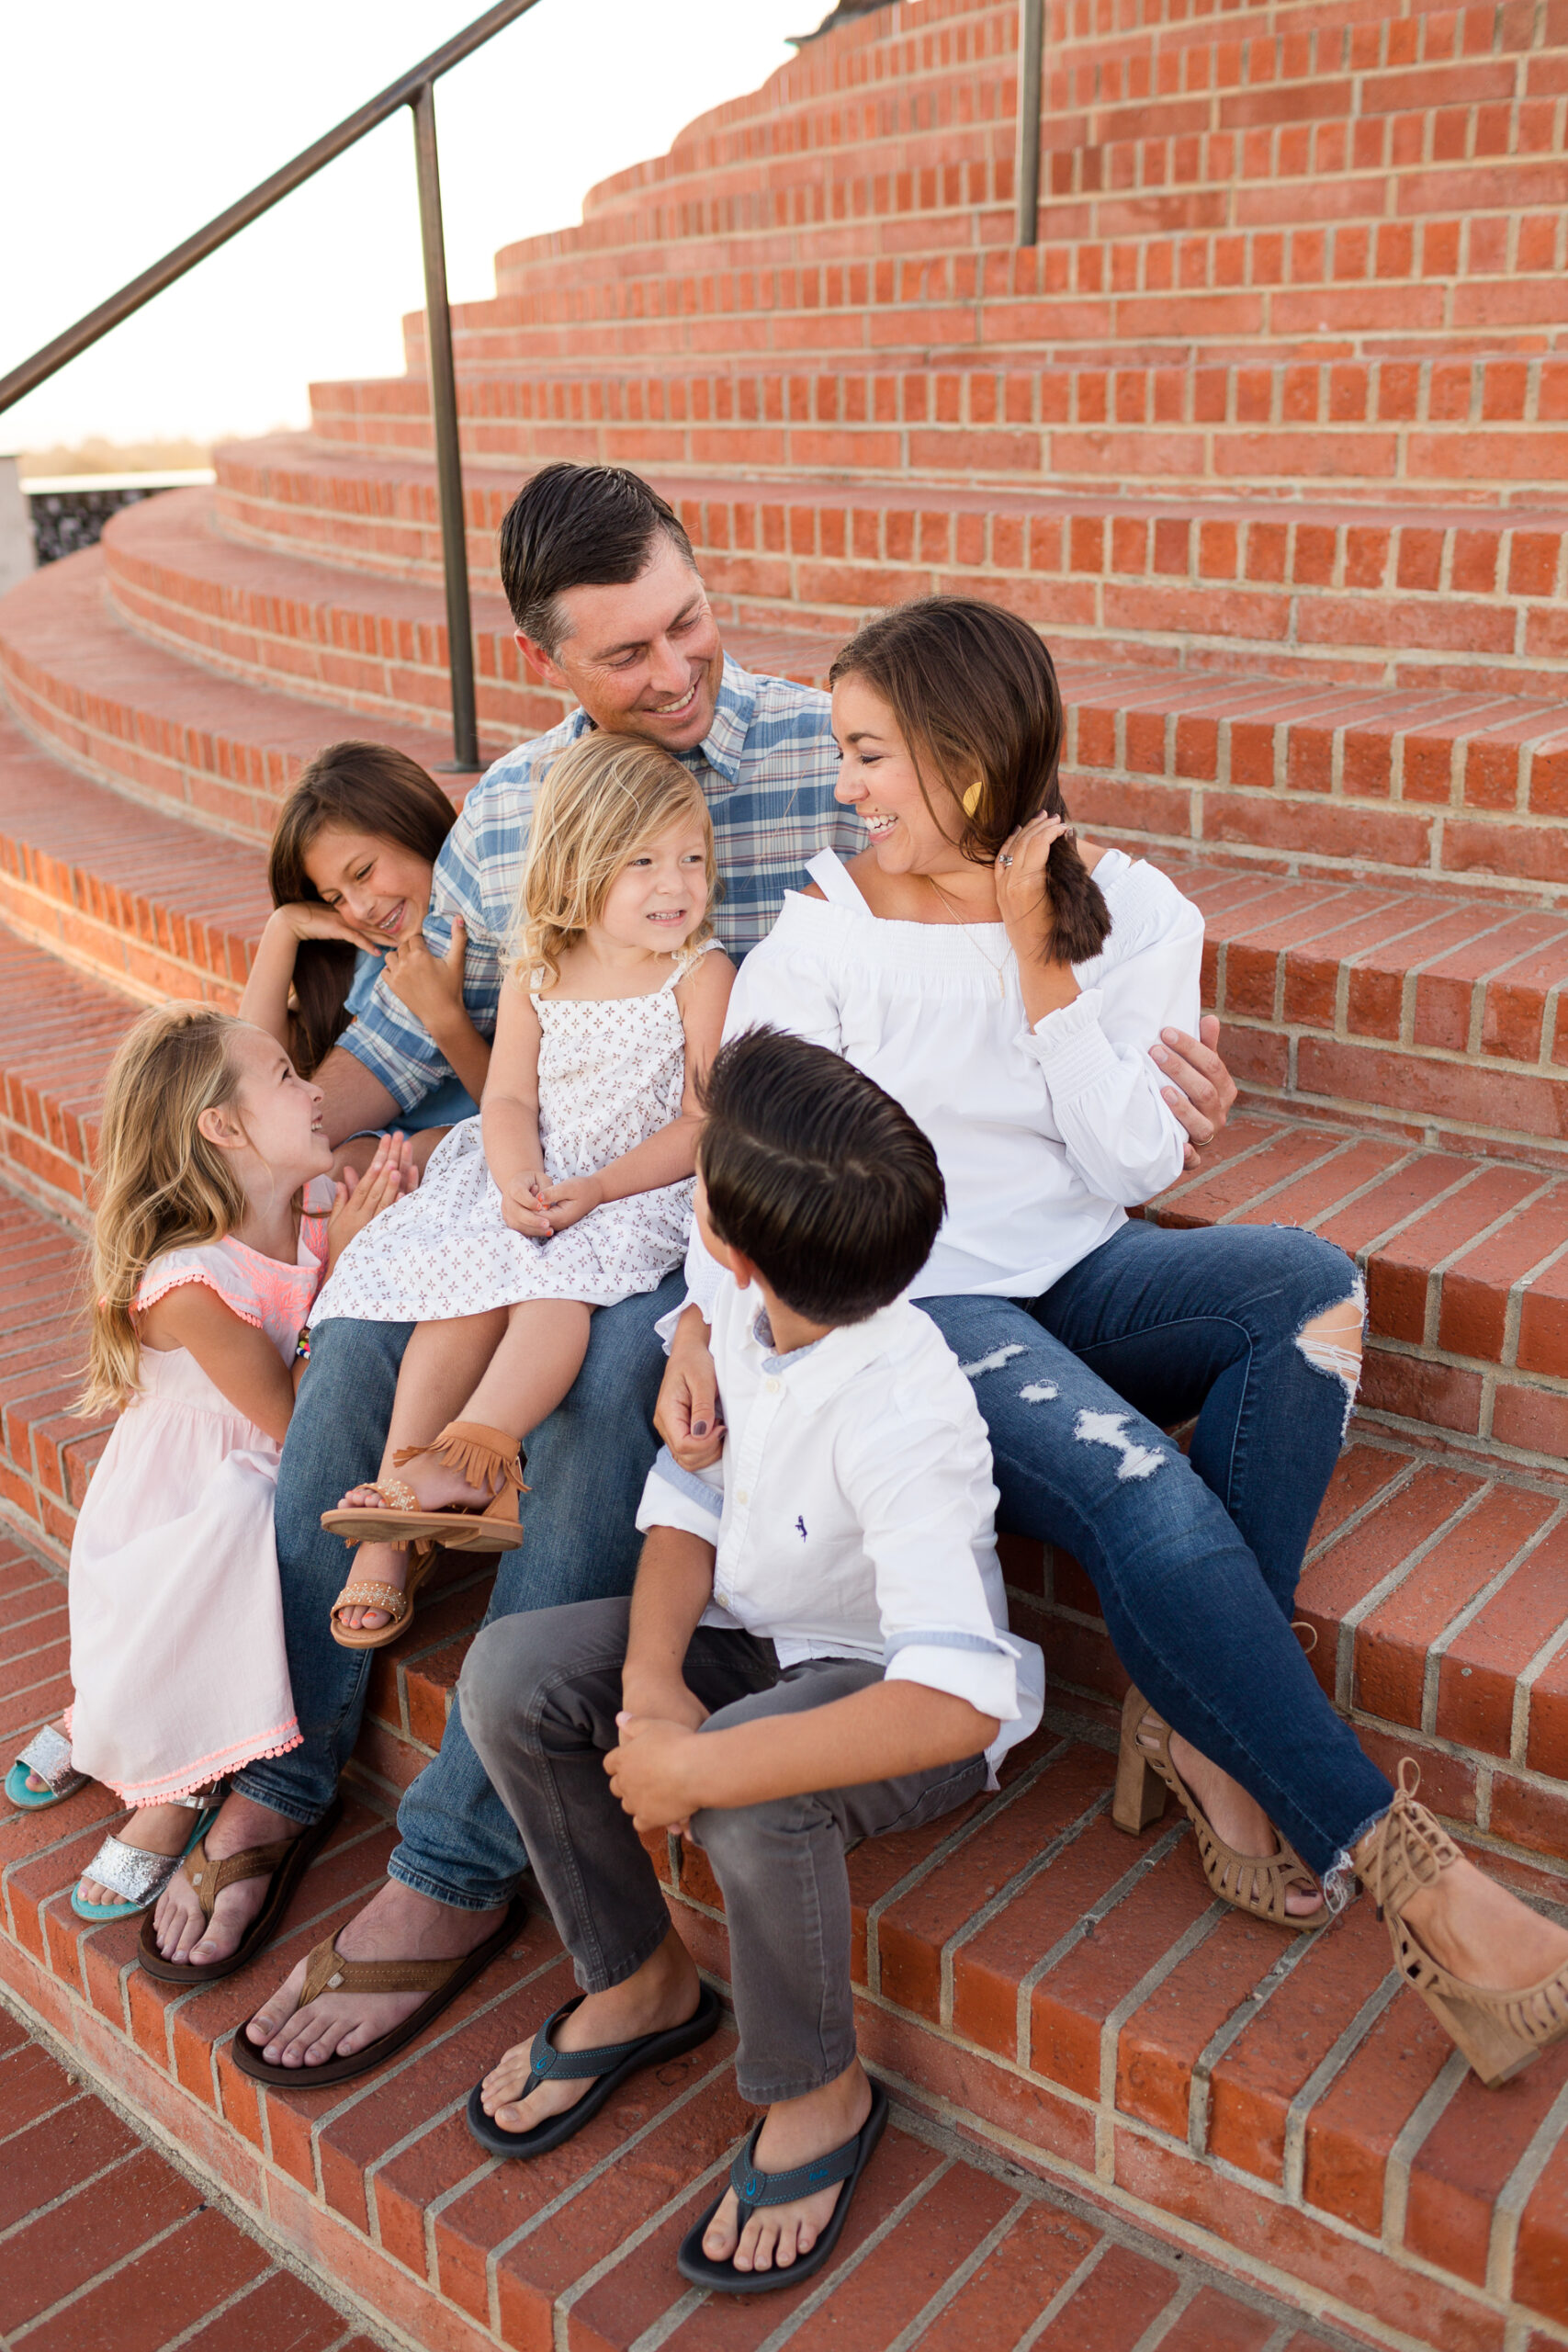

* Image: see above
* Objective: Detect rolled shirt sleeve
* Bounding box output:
[636,1444,725,1544]
[837,1395,1021,1731]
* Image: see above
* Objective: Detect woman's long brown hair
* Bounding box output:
[267,743,458,1073]
[829,597,1111,965]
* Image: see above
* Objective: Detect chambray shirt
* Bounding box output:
[338,657,861,1114]
[637,1276,1046,1777]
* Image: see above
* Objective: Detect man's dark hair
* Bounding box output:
[497,463,695,652]
[698,1028,946,1327]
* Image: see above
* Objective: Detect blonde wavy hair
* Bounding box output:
[80,1005,255,1418]
[513,732,716,989]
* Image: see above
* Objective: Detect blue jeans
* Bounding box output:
[233,1272,683,1908]
[921,1217,1392,1878]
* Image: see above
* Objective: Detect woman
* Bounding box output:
[660,596,1568,2088]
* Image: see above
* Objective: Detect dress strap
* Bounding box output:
[660,937,721,992]
[804,850,872,912]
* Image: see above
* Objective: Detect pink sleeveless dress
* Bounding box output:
[65,1180,333,1808]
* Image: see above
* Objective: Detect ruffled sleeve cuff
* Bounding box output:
[133,1254,264,1327]
[1015,985,1123,1099]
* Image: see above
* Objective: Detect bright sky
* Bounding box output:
[1,0,809,454]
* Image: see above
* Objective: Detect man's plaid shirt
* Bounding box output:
[341,656,861,1113]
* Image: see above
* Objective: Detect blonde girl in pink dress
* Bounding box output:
[10,1004,411,1922]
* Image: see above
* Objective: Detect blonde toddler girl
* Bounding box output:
[310,731,734,1647]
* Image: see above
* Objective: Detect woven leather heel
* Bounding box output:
[1112,1686,1328,1933]
[1359,1761,1568,2087]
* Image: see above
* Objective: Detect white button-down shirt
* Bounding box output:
[637,1274,1045,1773]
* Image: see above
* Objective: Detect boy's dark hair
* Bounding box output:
[498,463,695,652]
[698,1028,946,1327]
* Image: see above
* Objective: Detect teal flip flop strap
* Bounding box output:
[728,2119,862,2228]
[526,2000,663,2084]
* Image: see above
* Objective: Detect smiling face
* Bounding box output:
[519,537,726,755]
[202,1023,332,1194]
[830,674,964,876]
[596,813,713,956]
[304,827,433,947]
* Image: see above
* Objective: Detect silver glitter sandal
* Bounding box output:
[6,1724,88,1811]
[72,1793,221,1923]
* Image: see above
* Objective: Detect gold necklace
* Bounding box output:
[925,872,1010,994]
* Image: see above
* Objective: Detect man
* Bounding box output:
[148,462,1237,2080]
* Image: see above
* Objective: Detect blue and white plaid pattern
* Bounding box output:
[341,656,861,1113]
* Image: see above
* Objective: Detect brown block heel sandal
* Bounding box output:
[1112,1686,1328,1933]
[229,1895,528,2089]
[137,1796,343,1984]
[1361,1761,1568,2088]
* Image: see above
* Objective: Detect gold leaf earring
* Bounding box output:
[961,781,984,819]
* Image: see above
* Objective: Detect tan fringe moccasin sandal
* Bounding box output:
[1111,1686,1329,1932]
[321,1421,527,1558]
[1359,1760,1568,2087]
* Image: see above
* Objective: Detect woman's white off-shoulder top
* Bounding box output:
[716,847,1203,1300]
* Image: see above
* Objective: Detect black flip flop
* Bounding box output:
[676,2078,889,2295]
[229,1894,529,2090]
[466,1981,722,2157]
[137,1797,344,1984]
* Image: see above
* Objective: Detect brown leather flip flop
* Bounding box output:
[227,1894,528,2089]
[137,1796,344,1984]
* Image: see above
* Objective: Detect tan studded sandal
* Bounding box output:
[321,1420,526,1555]
[326,1525,438,1651]
[1359,1760,1568,2088]
[1111,1686,1329,1932]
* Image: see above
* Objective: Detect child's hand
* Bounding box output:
[272,899,385,956]
[383,917,469,1036]
[501,1171,553,1238]
[604,1713,705,1834]
[327,1133,415,1271]
[620,1670,710,1736]
[536,1173,604,1233]
[655,1329,726,1470]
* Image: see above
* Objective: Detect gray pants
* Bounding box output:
[459,1599,988,2103]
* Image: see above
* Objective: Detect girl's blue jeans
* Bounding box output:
[235,1221,1391,1903]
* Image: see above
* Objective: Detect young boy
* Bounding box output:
[457,1027,1044,2293]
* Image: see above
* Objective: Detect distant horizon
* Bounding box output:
[3,2,807,454]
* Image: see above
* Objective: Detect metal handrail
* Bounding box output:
[0,0,545,769]
[1015,0,1044,244]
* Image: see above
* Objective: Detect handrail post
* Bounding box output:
[412,80,480,773]
[1014,0,1044,245]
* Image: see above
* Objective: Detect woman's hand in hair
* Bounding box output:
[995,813,1082,1025]
[383,916,469,1039]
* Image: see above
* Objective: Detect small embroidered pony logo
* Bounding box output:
[795,1516,807,1542]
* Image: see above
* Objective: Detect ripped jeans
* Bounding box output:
[920,1217,1393,1880]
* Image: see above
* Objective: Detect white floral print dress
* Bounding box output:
[310,947,715,1325]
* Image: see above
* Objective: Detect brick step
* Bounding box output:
[1178,855,1568,1156]
[0,1737,1347,2352]
[0,1996,378,2352]
[318,348,1568,507]
[0,1521,1546,2352]
[0,542,502,847]
[216,441,1568,705]
[312,347,1568,510]
[0,706,269,1009]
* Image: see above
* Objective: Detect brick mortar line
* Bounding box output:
[1332,1483,1491,1709]
[1353,1403,1568,1485]
[1010,2236,1111,2351]
[546,2143,736,2351]
[752,2161,958,2352]
[1419,1172,1564,1347]
[1014,1816,1191,2072]
[1513,1599,1568,1766]
[878,2190,1033,2352]
[1188,1929,1322,2154]
[1366,1330,1568,1394]
[863,1734,1074,1999]
[0,2139,138,2245]
[1096,1899,1232,2163]
[1129,2274,1201,2352]
[1280,1967,1407,2205]
[1487,2067,1568,2301]
[1381,2046,1471,2254]
[6,2202,206,2345]
[938,1787,1112,2026]
[1413,1498,1568,1738]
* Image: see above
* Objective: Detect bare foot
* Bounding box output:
[700,2060,874,2276]
[243,1876,506,2068]
[478,1928,701,2136]
[333,1453,490,1630]
[78,1799,209,1910]
[1168,1730,1325,1920]
[1369,1843,1568,1992]
[150,1791,304,1965]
